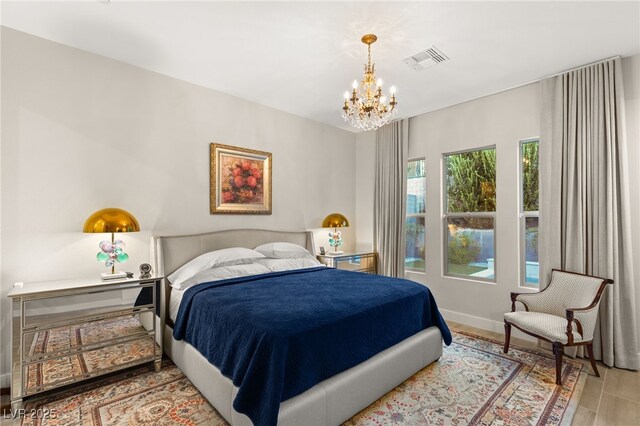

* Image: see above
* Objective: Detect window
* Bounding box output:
[406,159,425,271]
[520,140,539,287]
[443,147,496,281]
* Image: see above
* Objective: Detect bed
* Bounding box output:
[152,229,450,426]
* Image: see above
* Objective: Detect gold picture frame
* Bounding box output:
[210,143,272,214]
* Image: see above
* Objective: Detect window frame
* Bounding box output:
[518,138,540,289]
[442,145,497,283]
[405,157,426,273]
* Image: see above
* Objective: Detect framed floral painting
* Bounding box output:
[210,143,272,214]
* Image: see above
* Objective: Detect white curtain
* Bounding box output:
[539,58,639,369]
[374,119,409,278]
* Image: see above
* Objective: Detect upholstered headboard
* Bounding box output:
[151,229,315,278]
[152,229,315,329]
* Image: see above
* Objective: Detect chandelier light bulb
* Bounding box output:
[352,80,359,89]
[377,78,383,87]
[344,91,350,99]
[390,85,397,94]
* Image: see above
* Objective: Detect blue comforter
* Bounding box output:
[173,267,451,426]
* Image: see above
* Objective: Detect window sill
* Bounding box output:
[441,274,497,285]
[518,284,540,292]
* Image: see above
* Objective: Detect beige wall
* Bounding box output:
[355,54,640,341]
[0,27,357,384]
[354,131,375,252]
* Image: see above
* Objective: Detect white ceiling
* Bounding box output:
[2,1,639,132]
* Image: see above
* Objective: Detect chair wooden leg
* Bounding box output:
[586,342,600,378]
[552,342,564,386]
[503,321,511,354]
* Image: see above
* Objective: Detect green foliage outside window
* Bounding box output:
[521,141,539,212]
[445,148,496,214]
[445,148,496,234]
[447,230,480,265]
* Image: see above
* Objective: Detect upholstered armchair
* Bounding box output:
[503,269,613,385]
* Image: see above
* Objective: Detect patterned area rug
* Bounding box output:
[346,331,585,425]
[21,330,585,426]
[24,316,155,394]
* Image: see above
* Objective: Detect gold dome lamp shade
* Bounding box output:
[83,208,140,278]
[322,213,349,254]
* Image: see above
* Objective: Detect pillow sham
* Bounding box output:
[168,247,265,288]
[175,262,271,291]
[254,242,313,259]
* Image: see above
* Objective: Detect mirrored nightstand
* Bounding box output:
[8,275,164,411]
[317,251,378,274]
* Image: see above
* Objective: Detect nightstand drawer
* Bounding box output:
[19,281,155,329]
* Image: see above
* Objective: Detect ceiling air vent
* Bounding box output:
[403,46,449,71]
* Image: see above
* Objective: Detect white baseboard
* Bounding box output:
[440,308,537,343]
[1,372,9,389]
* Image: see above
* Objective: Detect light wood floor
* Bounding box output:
[2,322,638,425]
[449,321,640,426]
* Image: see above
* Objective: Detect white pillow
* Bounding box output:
[256,257,322,273]
[254,242,313,259]
[175,262,271,291]
[168,247,265,288]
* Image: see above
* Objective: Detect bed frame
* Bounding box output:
[152,229,443,426]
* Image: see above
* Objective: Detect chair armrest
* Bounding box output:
[563,278,612,343]
[566,304,600,312]
[510,292,521,312]
[565,304,600,342]
[510,291,547,312]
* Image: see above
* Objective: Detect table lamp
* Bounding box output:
[83,208,140,280]
[322,213,349,254]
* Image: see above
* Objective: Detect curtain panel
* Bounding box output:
[374,119,409,278]
[539,58,639,369]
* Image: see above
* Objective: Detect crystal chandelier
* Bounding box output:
[342,34,397,131]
